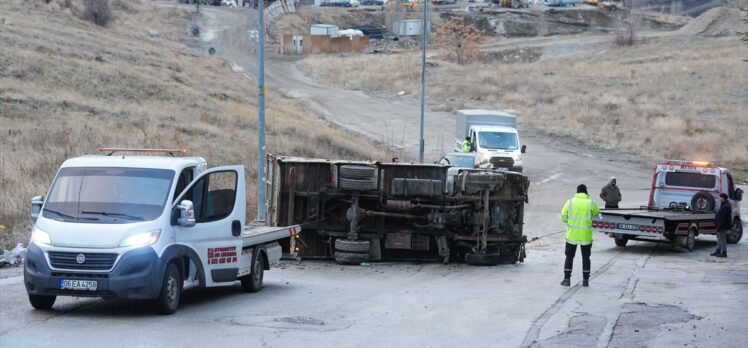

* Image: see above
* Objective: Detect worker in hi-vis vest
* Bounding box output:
[462,137,471,153]
[559,184,599,287]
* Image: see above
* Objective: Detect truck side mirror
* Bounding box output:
[736,188,743,202]
[521,145,527,154]
[30,196,44,221]
[176,200,196,227]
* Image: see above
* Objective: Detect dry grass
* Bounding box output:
[0,0,385,248]
[298,34,748,178]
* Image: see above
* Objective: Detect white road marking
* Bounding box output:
[538,173,563,185]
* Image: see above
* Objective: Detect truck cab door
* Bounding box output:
[173,165,246,287]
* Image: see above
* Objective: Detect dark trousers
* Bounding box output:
[605,204,619,209]
[564,242,591,279]
[716,229,728,253]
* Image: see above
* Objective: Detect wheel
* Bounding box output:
[727,218,743,244]
[614,236,628,247]
[28,294,56,310]
[334,251,369,265]
[685,227,696,251]
[339,165,376,180]
[335,239,370,253]
[675,227,696,252]
[691,191,715,212]
[241,252,265,293]
[155,263,182,315]
[465,252,501,266]
[340,177,377,191]
[466,172,504,186]
[498,245,521,264]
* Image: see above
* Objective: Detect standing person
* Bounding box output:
[462,137,471,153]
[560,184,600,287]
[600,177,622,209]
[711,193,732,258]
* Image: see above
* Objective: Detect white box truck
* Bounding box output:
[25,148,301,314]
[454,109,526,172]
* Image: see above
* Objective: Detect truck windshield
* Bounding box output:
[43,167,174,223]
[477,132,518,150]
[664,172,716,189]
[441,155,476,168]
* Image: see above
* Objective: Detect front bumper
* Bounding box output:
[24,243,164,299]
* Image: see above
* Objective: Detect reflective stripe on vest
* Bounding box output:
[566,197,594,245]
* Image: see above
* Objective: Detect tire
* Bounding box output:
[155,263,182,315]
[465,252,501,266]
[241,252,265,293]
[614,236,628,247]
[28,294,56,310]
[467,172,503,186]
[340,177,377,191]
[691,191,715,212]
[727,218,743,244]
[676,227,696,252]
[334,251,369,265]
[335,239,370,253]
[498,245,521,264]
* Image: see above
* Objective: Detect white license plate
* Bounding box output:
[60,279,98,291]
[617,223,639,231]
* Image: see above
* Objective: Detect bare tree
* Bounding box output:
[435,17,485,65]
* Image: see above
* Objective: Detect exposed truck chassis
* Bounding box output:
[266,156,530,265]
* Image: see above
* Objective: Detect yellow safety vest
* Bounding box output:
[462,140,471,153]
[560,193,600,245]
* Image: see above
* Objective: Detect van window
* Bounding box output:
[726,173,735,199]
[664,172,716,189]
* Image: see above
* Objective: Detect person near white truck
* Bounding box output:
[593,160,743,251]
[24,148,301,314]
[454,109,526,172]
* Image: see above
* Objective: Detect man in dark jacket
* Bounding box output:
[711,193,732,258]
[600,177,622,208]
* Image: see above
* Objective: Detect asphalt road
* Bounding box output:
[1,5,746,348]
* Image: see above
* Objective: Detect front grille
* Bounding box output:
[51,272,109,279]
[490,156,514,168]
[48,252,117,270]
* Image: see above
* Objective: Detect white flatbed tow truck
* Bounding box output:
[593,160,743,251]
[24,148,301,314]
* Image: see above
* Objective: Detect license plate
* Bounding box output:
[617,223,639,231]
[60,279,98,291]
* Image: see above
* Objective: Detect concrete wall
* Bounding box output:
[280,34,369,55]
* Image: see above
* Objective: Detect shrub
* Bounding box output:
[81,0,112,27]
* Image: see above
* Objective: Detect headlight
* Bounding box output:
[120,230,161,247]
[512,154,521,161]
[31,226,52,245]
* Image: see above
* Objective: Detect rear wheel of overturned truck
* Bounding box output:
[726,218,743,244]
[335,239,370,265]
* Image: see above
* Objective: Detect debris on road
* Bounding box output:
[3,243,26,267]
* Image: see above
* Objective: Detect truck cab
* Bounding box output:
[25,149,298,314]
[649,161,742,217]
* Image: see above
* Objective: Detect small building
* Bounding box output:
[310,24,340,37]
[391,19,430,36]
[280,34,369,55]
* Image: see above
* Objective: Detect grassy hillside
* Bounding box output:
[0,0,385,248]
[299,31,748,179]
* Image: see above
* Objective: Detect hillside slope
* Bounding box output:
[0,0,384,247]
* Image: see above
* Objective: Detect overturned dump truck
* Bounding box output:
[266,156,530,265]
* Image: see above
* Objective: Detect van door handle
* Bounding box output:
[232,220,241,237]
